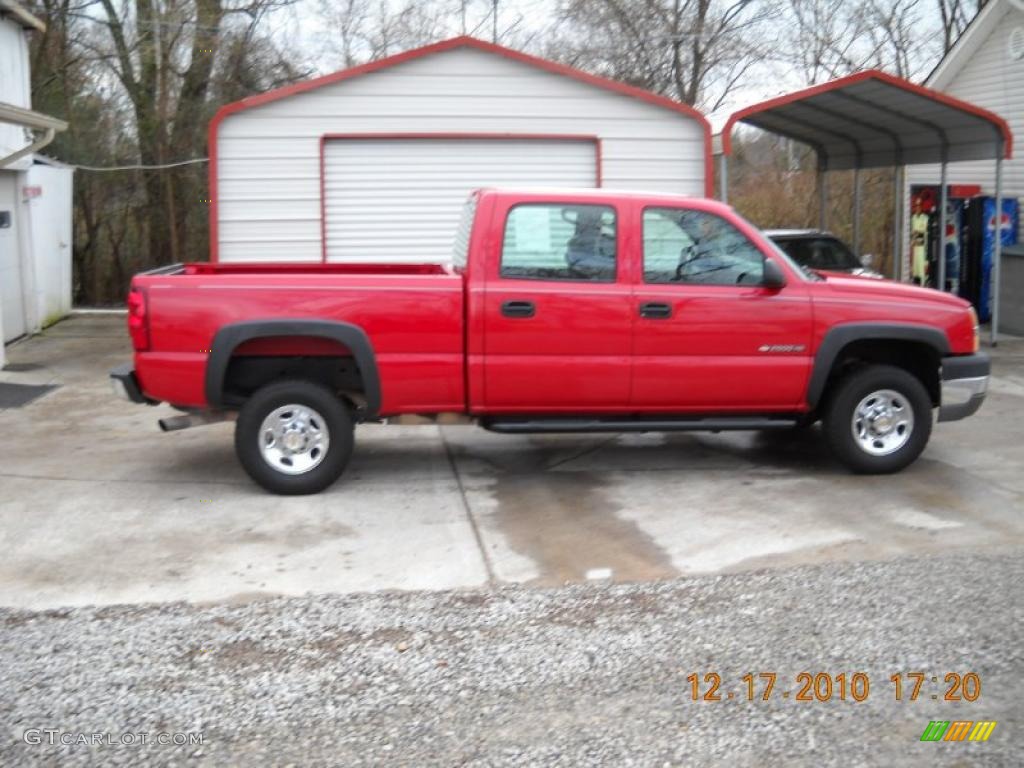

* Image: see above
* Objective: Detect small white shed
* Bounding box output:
[209,36,711,264]
[0,156,73,341]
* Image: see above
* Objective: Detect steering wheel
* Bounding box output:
[674,244,698,281]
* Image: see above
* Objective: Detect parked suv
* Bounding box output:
[766,229,884,279]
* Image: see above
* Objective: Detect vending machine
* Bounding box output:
[965,197,1019,322]
[909,185,967,292]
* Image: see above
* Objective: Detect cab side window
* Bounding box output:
[643,207,764,285]
[501,204,616,282]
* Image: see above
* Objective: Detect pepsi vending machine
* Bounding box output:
[965,198,1019,322]
[909,185,967,292]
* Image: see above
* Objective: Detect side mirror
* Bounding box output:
[762,259,787,289]
[861,253,875,268]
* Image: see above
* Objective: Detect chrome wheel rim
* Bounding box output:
[851,389,914,457]
[259,404,330,475]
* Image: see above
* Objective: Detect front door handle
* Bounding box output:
[501,300,536,318]
[639,302,672,319]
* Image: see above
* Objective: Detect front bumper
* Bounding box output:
[109,362,155,405]
[938,352,990,422]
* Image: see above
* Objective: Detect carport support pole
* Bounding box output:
[937,160,948,291]
[719,152,728,203]
[852,168,861,256]
[892,167,902,281]
[818,167,827,230]
[992,151,1003,346]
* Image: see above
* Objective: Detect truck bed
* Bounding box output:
[132,261,466,412]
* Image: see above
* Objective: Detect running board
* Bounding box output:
[480,416,799,434]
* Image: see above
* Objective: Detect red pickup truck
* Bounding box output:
[111,189,989,494]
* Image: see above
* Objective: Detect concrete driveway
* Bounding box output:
[1,314,1023,609]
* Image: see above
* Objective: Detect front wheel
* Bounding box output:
[822,364,932,474]
[235,379,354,494]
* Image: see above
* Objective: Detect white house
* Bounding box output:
[210,36,712,264]
[0,0,72,368]
[906,0,1024,240]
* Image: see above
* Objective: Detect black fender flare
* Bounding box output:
[205,318,381,418]
[806,322,950,409]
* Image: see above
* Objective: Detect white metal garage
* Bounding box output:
[210,36,711,264]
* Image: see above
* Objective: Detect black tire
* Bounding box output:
[822,364,932,474]
[235,379,354,494]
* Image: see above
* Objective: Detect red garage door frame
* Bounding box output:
[317,132,602,264]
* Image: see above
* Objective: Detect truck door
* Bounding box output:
[480,200,632,410]
[631,205,813,410]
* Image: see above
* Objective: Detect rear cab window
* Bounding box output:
[500,203,617,282]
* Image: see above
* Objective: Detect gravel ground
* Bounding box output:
[2,550,1022,767]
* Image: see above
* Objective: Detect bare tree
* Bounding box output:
[318,0,372,67]
[27,0,308,302]
[83,0,303,265]
[862,0,930,78]
[936,0,988,54]
[786,0,937,82]
[548,0,779,113]
[787,0,865,82]
[316,0,536,69]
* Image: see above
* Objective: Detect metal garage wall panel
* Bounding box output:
[215,46,707,263]
[0,172,26,340]
[323,138,596,263]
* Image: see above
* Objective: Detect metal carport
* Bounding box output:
[719,70,1013,345]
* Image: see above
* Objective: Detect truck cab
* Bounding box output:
[461,190,814,414]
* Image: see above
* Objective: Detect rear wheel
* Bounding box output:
[823,364,932,474]
[235,379,353,494]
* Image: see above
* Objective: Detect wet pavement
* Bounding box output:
[1,314,1023,609]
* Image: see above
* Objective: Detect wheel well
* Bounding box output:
[825,340,941,406]
[207,321,381,418]
[222,354,365,410]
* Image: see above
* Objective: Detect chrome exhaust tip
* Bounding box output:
[159,410,235,432]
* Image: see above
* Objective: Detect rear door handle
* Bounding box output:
[501,300,536,318]
[639,302,672,319]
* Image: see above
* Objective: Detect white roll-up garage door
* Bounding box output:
[322,137,597,263]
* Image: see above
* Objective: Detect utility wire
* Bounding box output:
[70,157,208,171]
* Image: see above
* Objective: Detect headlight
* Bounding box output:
[969,307,979,352]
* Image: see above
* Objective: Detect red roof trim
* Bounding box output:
[208,36,712,261]
[720,69,1013,160]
